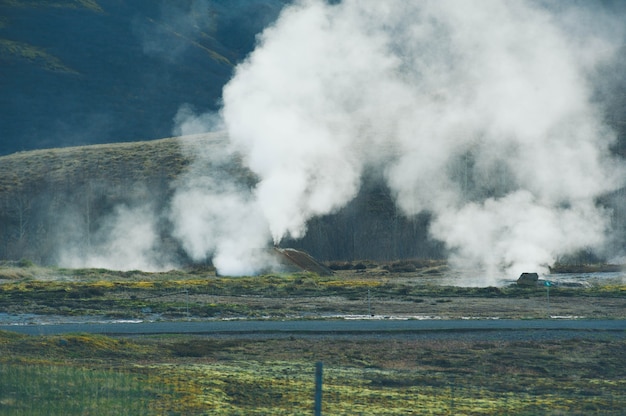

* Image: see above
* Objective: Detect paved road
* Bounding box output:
[1,319,625,336]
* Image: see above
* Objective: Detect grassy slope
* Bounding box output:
[0,38,79,73]
[0,128,624,265]
[0,132,257,197]
[0,1,102,11]
[0,137,188,194]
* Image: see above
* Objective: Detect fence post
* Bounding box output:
[450,377,455,415]
[315,361,323,416]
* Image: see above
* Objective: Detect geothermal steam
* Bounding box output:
[172,0,625,278]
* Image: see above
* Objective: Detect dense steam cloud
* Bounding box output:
[81,0,624,280]
[51,0,625,280]
[169,131,278,276]
[58,201,173,272]
[175,0,621,280]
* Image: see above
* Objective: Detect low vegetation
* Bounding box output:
[0,262,625,320]
[0,363,163,415]
[1,330,625,415]
[1,264,625,413]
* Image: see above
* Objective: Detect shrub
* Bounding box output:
[353,262,367,270]
[17,258,34,268]
[328,262,353,270]
[384,261,417,273]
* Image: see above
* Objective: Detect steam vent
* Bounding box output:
[517,272,539,286]
[273,248,334,276]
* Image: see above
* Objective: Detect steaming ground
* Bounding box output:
[59,1,626,282]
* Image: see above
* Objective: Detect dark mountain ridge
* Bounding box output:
[0,0,288,155]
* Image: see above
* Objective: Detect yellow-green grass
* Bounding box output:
[0,133,251,196]
[0,363,167,415]
[1,264,625,319]
[141,361,593,415]
[1,331,626,415]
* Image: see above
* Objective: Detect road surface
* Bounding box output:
[1,319,624,336]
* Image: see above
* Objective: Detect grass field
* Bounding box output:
[1,263,625,414]
[1,330,626,415]
[0,363,165,415]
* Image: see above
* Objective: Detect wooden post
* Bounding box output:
[314,361,323,416]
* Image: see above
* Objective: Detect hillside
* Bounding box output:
[0,136,186,263]
[0,137,185,193]
[2,135,625,270]
[0,134,445,267]
[0,0,288,155]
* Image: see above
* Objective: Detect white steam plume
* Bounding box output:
[208,0,625,280]
[169,162,276,276]
[168,127,277,276]
[58,203,173,272]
